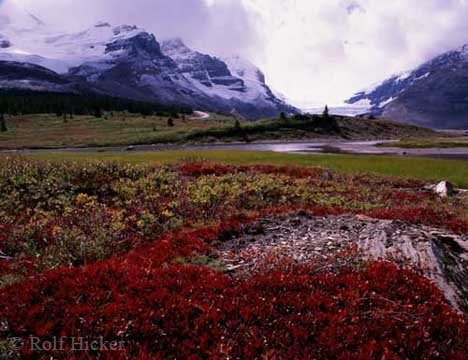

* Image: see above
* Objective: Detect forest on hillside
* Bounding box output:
[0,89,193,118]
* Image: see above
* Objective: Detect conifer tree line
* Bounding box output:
[0,90,192,118]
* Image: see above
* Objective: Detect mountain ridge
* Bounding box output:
[0,5,296,119]
[347,44,468,129]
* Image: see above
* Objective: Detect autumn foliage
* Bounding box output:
[0,158,467,359]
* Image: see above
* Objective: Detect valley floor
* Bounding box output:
[9,138,468,162]
[0,112,439,149]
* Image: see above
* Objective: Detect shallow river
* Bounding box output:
[3,140,468,160]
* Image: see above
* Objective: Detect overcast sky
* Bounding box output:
[7,0,468,106]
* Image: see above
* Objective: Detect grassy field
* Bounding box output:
[0,112,438,149]
[0,112,237,149]
[27,150,468,187]
[379,137,468,148]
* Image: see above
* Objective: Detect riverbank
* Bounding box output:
[4,139,468,161]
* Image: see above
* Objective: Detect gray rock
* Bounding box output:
[218,213,468,313]
[434,181,455,197]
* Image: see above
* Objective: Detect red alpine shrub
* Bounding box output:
[246,164,326,179]
[1,159,467,359]
[177,162,235,176]
[1,222,467,359]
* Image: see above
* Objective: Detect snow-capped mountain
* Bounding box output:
[161,38,244,91]
[223,55,284,104]
[0,3,295,119]
[67,29,221,109]
[161,39,293,118]
[347,45,468,129]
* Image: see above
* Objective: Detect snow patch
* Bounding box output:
[416,72,430,80]
[397,71,411,82]
[378,97,395,108]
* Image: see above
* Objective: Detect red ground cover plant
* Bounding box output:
[177,161,235,176]
[0,159,467,358]
[0,221,467,359]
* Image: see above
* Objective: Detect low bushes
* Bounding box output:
[1,158,467,274]
[0,222,466,359]
[0,158,467,358]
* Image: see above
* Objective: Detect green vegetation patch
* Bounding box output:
[379,137,468,149]
[28,150,468,187]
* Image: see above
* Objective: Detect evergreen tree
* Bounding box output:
[234,119,241,131]
[0,113,7,132]
[94,107,102,118]
[167,118,174,127]
[323,105,330,118]
[280,112,287,120]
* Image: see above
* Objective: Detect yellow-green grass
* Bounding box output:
[0,112,237,149]
[22,150,468,188]
[379,137,468,149]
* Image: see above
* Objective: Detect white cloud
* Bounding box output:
[241,0,468,106]
[7,0,468,106]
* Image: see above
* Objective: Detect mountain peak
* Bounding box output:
[161,38,192,58]
[105,31,164,58]
[112,24,141,36]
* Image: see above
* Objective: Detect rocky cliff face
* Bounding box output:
[161,38,296,118]
[162,38,244,90]
[347,45,468,129]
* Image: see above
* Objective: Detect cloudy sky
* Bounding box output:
[6,0,468,106]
